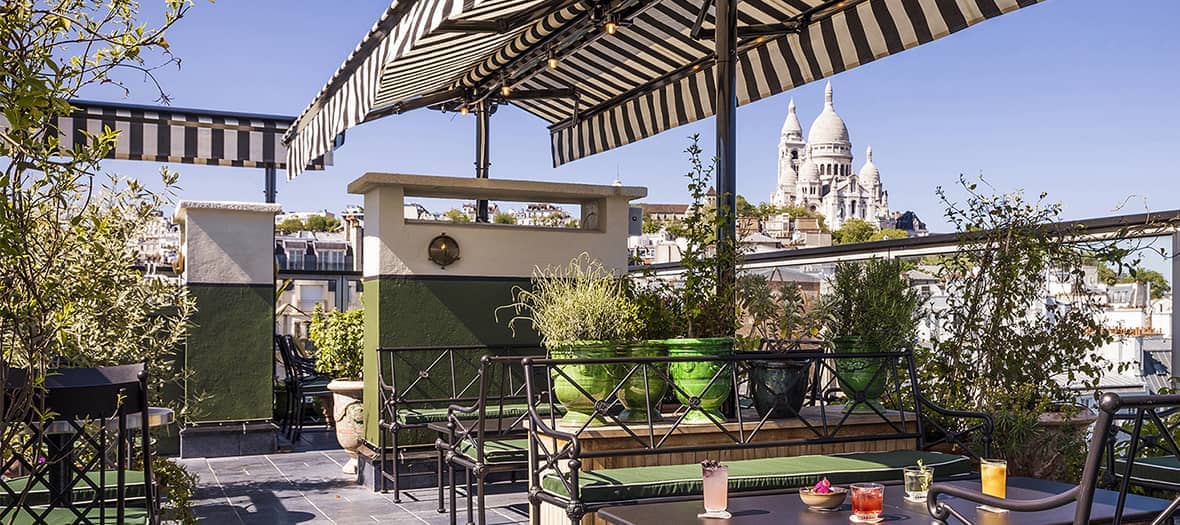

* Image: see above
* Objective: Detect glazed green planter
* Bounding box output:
[832,336,886,413]
[617,341,669,423]
[749,358,811,418]
[550,341,617,427]
[667,338,734,424]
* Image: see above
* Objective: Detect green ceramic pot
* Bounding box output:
[832,336,886,413]
[667,338,734,424]
[550,341,617,427]
[617,341,669,423]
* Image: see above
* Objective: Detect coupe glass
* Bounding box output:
[850,482,884,521]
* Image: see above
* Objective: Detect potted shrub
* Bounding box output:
[738,272,818,418]
[820,258,921,413]
[308,305,365,474]
[617,281,677,423]
[501,254,638,427]
[664,136,738,424]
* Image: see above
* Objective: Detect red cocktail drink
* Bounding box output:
[851,483,884,521]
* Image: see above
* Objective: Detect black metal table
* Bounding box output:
[596,477,1172,525]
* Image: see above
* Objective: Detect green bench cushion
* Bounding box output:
[457,438,529,464]
[397,404,555,425]
[1112,456,1180,488]
[2,506,148,525]
[542,450,972,503]
[1,470,147,507]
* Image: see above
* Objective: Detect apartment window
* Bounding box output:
[287,249,304,268]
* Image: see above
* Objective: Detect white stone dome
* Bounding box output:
[781,98,803,141]
[859,145,880,186]
[807,82,850,145]
[798,158,819,183]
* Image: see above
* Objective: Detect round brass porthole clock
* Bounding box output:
[428,234,460,268]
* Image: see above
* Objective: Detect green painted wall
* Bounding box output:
[362,276,539,443]
[186,284,273,423]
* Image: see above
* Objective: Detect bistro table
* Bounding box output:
[43,407,175,505]
[596,477,1171,525]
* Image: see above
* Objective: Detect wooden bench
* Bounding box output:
[522,348,992,525]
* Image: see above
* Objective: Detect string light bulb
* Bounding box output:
[459,104,469,116]
[604,15,618,35]
[547,50,559,70]
[500,84,512,97]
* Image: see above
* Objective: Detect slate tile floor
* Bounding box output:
[179,429,530,524]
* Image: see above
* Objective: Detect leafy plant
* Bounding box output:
[819,259,922,352]
[626,279,680,341]
[671,135,738,338]
[736,271,819,349]
[151,456,199,524]
[308,306,365,379]
[500,253,639,347]
[917,176,1154,479]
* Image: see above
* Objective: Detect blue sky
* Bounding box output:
[90,0,1178,274]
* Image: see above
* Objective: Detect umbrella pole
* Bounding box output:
[264,166,277,204]
[715,0,738,324]
[475,99,491,222]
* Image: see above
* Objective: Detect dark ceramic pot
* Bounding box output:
[667,338,734,424]
[616,341,669,423]
[832,336,886,413]
[550,341,616,427]
[749,358,811,418]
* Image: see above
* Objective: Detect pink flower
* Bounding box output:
[812,478,831,494]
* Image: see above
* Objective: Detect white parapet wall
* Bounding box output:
[349,173,647,278]
[174,200,283,285]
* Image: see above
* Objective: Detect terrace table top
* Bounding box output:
[596,477,1172,525]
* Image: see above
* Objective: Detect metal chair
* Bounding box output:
[275,335,331,441]
[0,363,158,524]
[928,393,1180,525]
[439,355,546,525]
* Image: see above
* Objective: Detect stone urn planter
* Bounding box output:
[667,338,734,424]
[832,336,886,414]
[550,341,617,427]
[327,379,365,474]
[617,341,669,423]
[748,356,812,419]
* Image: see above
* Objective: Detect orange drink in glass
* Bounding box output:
[980,459,1007,499]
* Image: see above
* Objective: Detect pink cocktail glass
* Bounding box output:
[851,483,884,521]
[702,464,728,513]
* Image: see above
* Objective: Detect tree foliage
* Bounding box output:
[1,0,198,520]
[443,209,471,223]
[832,218,877,244]
[870,228,909,241]
[492,211,516,225]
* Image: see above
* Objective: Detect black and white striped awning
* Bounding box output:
[47,100,337,170]
[284,0,1041,178]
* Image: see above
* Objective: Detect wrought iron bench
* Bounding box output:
[375,344,543,503]
[439,354,551,525]
[522,348,992,525]
[929,392,1180,525]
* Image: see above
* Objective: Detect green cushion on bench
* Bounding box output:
[458,438,529,464]
[1,470,148,507]
[397,404,554,425]
[1112,456,1180,488]
[542,450,973,503]
[3,506,149,525]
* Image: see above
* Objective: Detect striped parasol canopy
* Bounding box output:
[283,0,1042,179]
